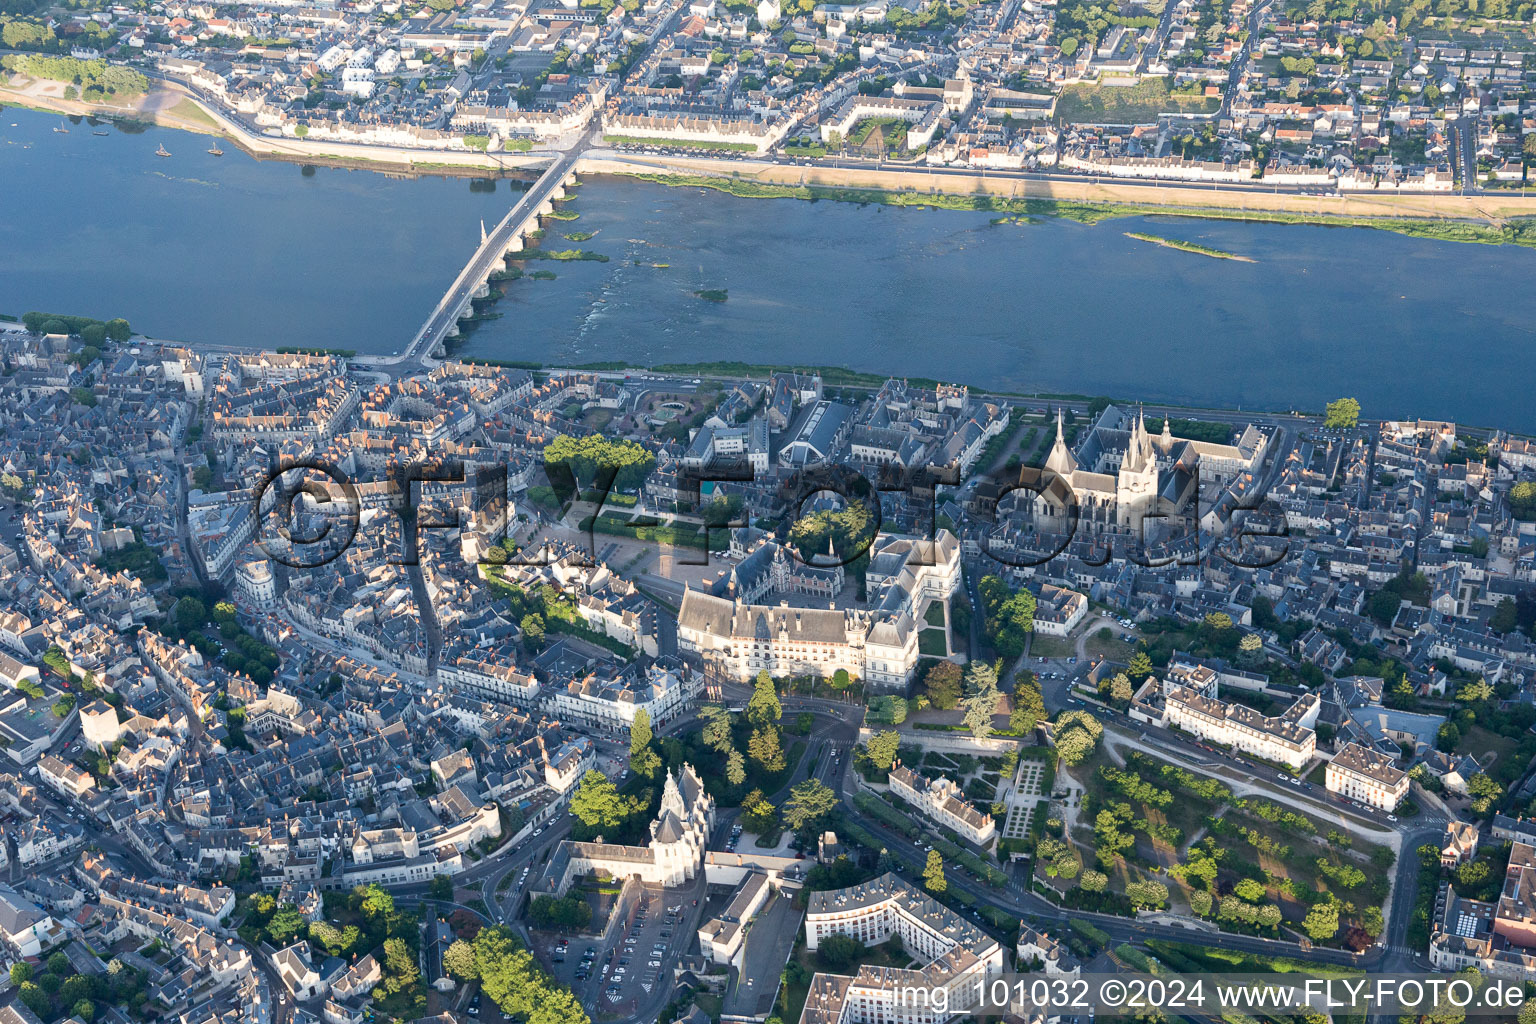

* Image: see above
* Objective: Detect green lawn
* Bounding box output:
[919,629,948,657]
[1029,634,1076,658]
[1080,628,1132,662]
[1456,724,1522,767]
[1055,79,1218,125]
[925,601,947,628]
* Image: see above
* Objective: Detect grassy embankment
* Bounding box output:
[603,134,759,153]
[623,171,1536,249]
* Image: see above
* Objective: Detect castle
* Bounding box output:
[677,531,961,691]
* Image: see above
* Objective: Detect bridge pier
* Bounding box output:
[473,281,491,300]
[506,236,524,254]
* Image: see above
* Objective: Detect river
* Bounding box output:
[5,106,1535,430]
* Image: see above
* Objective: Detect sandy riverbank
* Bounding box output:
[577,151,1536,228]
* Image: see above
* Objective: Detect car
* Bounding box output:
[585,948,597,956]
[1387,814,1398,822]
[648,960,662,968]
[534,827,544,836]
[614,968,626,976]
[618,958,629,966]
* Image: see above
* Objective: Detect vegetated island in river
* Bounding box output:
[1124,231,1255,262]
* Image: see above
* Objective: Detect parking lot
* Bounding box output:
[553,882,703,1015]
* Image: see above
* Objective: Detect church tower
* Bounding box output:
[1116,408,1159,527]
[660,769,686,821]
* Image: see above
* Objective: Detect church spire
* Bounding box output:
[1044,406,1077,476]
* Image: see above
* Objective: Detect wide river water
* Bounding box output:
[4,107,1534,429]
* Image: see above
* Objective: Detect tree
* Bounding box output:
[924,660,962,709]
[1188,889,1213,916]
[866,694,908,725]
[359,884,395,921]
[529,895,593,931]
[630,746,662,780]
[1126,880,1169,909]
[381,936,418,995]
[105,318,131,342]
[1457,677,1494,703]
[309,921,360,956]
[570,769,627,830]
[748,725,787,773]
[1234,878,1266,903]
[1127,650,1154,682]
[1056,728,1095,766]
[266,903,307,944]
[962,661,1000,738]
[430,874,455,901]
[10,963,32,986]
[18,983,48,1020]
[699,705,734,753]
[923,849,946,893]
[829,668,854,691]
[1080,869,1108,893]
[865,730,901,771]
[1099,672,1133,705]
[1303,900,1340,941]
[543,433,655,491]
[1513,482,1536,522]
[1468,772,1504,815]
[174,595,206,631]
[783,778,837,833]
[629,708,653,756]
[725,748,747,786]
[816,933,864,971]
[74,1001,95,1024]
[1010,679,1046,734]
[746,670,782,727]
[740,789,777,832]
[444,939,479,980]
[520,613,545,647]
[1492,598,1519,635]
[1324,398,1361,429]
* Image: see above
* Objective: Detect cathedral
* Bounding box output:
[1019,405,1267,535]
